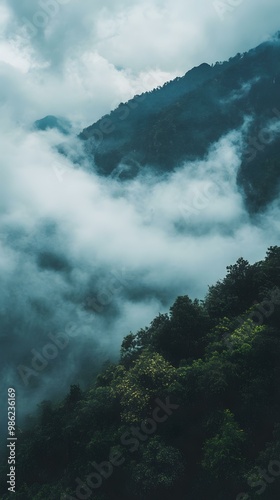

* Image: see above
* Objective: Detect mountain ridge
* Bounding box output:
[79,33,280,211]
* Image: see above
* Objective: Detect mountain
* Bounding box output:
[80,33,280,212]
[34,115,72,135]
[2,247,280,499]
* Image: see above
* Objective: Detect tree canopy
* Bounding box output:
[1,247,280,499]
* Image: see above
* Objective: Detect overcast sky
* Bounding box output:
[1,0,280,127]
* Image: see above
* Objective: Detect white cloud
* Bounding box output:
[1,0,280,126]
[0,116,279,411]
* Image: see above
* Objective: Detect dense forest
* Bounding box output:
[1,246,280,499]
[80,34,280,213]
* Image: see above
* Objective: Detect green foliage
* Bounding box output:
[121,297,210,367]
[81,41,280,212]
[115,350,176,423]
[126,436,185,495]
[2,247,280,499]
[202,409,246,480]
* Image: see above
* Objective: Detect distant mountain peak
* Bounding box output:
[34,115,72,135]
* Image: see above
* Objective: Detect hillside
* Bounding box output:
[80,33,280,212]
[1,247,280,499]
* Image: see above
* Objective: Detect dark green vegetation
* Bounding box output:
[1,246,280,499]
[80,33,280,212]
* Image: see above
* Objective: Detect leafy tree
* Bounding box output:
[115,350,176,423]
[2,247,280,500]
[152,296,210,364]
[201,409,246,481]
[127,436,184,496]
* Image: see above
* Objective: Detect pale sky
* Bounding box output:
[1,0,280,126]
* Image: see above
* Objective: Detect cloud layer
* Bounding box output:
[2,0,280,127]
[1,0,280,426]
[1,116,279,420]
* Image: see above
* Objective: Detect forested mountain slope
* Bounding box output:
[2,247,280,499]
[80,34,280,212]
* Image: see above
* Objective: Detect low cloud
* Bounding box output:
[0,112,280,425]
[1,0,280,429]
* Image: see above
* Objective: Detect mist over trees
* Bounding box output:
[1,247,280,499]
[80,34,280,213]
[2,17,280,498]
